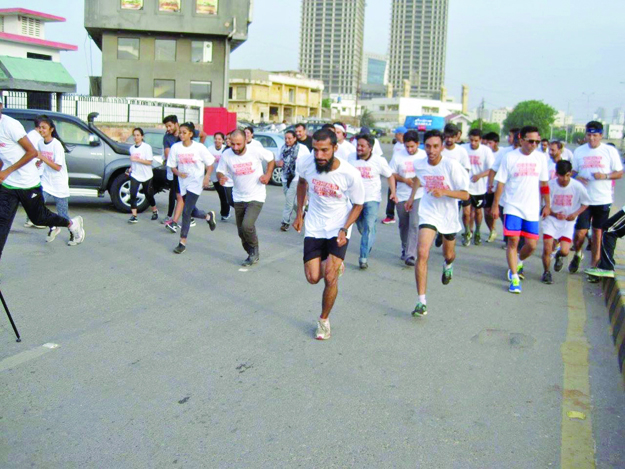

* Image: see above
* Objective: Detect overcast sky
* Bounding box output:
[15,0,625,122]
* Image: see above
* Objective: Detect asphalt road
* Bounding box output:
[1,145,624,468]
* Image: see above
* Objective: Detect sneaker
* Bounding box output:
[280,223,290,232]
[412,302,428,317]
[587,275,601,284]
[359,260,368,270]
[206,211,217,231]
[128,215,138,224]
[507,262,525,281]
[190,218,197,227]
[569,253,583,273]
[584,267,615,278]
[315,319,331,340]
[442,263,453,285]
[151,211,158,221]
[67,216,85,246]
[382,217,396,225]
[435,233,443,248]
[46,227,61,243]
[173,243,186,254]
[541,271,554,284]
[221,214,231,221]
[24,219,46,229]
[486,230,497,243]
[400,249,407,261]
[474,232,482,246]
[509,277,522,294]
[165,221,179,233]
[242,247,259,267]
[405,256,416,266]
[462,231,472,247]
[161,216,172,225]
[554,252,564,272]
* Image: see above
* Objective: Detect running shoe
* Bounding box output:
[280,223,290,232]
[587,275,601,284]
[359,260,368,270]
[584,267,615,278]
[474,232,482,246]
[509,277,522,294]
[462,231,472,247]
[486,230,497,243]
[400,249,407,261]
[221,214,231,221]
[161,216,172,225]
[242,248,259,267]
[507,262,525,281]
[435,233,443,248]
[382,217,396,225]
[541,271,554,284]
[190,218,196,227]
[128,215,138,224]
[206,211,217,231]
[569,253,583,273]
[24,219,46,229]
[412,302,428,317]
[405,256,416,266]
[151,211,158,221]
[165,221,179,233]
[442,263,453,285]
[67,216,85,246]
[46,227,61,243]
[315,319,331,340]
[554,252,564,272]
[173,243,186,254]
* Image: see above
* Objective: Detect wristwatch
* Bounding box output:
[339,227,348,235]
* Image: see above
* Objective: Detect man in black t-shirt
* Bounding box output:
[295,123,313,151]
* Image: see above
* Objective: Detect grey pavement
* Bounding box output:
[1,145,624,468]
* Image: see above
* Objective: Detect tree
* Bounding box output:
[551,128,567,141]
[359,108,376,128]
[571,132,586,145]
[322,98,332,109]
[502,100,557,138]
[470,119,500,135]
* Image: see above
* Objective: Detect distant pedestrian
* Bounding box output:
[333,123,355,160]
[127,128,158,224]
[208,132,232,221]
[382,126,407,225]
[295,123,313,151]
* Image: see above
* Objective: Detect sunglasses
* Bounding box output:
[524,139,541,145]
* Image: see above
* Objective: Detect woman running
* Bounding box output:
[208,132,233,220]
[128,128,158,223]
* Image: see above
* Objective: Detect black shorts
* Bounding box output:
[485,192,495,208]
[575,204,610,230]
[304,237,349,263]
[419,224,456,241]
[461,194,486,208]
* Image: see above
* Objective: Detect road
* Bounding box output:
[1,145,624,468]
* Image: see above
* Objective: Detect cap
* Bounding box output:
[393,126,407,134]
[360,126,371,134]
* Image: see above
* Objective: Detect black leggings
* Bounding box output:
[167,175,180,218]
[385,188,396,218]
[0,184,70,260]
[129,177,156,210]
[180,192,206,239]
[213,181,233,217]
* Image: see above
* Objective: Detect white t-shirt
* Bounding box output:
[217,146,274,203]
[167,141,215,196]
[393,141,404,155]
[415,157,469,234]
[347,152,393,203]
[0,114,40,189]
[372,138,383,157]
[38,138,69,198]
[248,139,264,150]
[463,143,495,195]
[572,143,623,205]
[130,142,153,182]
[208,144,231,186]
[27,129,44,176]
[495,149,549,222]
[389,148,427,201]
[297,157,365,239]
[442,145,471,172]
[275,143,311,183]
[549,178,590,217]
[562,147,573,161]
[335,140,356,161]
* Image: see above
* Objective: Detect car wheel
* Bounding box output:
[270,167,283,186]
[109,172,149,213]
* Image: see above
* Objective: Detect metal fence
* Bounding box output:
[2,91,202,125]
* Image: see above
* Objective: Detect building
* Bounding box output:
[387,0,449,99]
[490,107,511,127]
[554,110,573,127]
[612,108,624,125]
[84,0,252,106]
[607,124,623,141]
[227,70,323,123]
[0,8,77,109]
[359,96,462,127]
[299,0,366,97]
[362,52,387,85]
[445,113,472,139]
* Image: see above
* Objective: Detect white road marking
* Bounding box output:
[0,343,60,372]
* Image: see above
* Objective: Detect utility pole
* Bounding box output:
[479,98,485,130]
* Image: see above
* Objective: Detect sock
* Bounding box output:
[511,273,520,281]
[517,255,523,266]
[418,295,427,305]
[445,261,453,269]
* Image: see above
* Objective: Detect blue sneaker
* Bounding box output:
[509,277,522,294]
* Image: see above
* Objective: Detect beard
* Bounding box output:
[315,156,335,173]
[233,144,246,155]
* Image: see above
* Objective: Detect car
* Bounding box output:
[5,109,168,213]
[254,132,285,186]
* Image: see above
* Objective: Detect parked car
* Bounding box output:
[254,132,285,186]
[6,109,168,213]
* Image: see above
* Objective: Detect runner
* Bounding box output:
[0,103,85,260]
[584,206,625,279]
[24,116,45,229]
[295,123,313,151]
[333,122,355,161]
[244,126,264,150]
[382,126,407,225]
[275,130,311,231]
[547,140,564,179]
[390,130,426,265]
[540,138,550,155]
[166,122,217,254]
[217,129,275,266]
[208,132,233,221]
[292,128,365,340]
[441,123,470,247]
[348,133,397,269]
[404,129,469,317]
[541,160,589,284]
[359,126,384,157]
[569,121,623,273]
[483,132,501,242]
[492,126,550,294]
[127,128,158,223]
[462,129,494,246]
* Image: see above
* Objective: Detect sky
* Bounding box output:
[12,0,625,123]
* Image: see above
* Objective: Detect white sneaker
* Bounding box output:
[67,216,85,246]
[24,219,46,229]
[315,319,331,340]
[46,227,61,243]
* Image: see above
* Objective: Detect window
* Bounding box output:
[117,78,139,97]
[196,0,218,14]
[236,86,246,100]
[288,89,295,103]
[228,87,233,99]
[191,41,213,63]
[27,52,52,61]
[155,39,176,61]
[19,16,41,37]
[56,121,91,146]
[154,79,175,98]
[255,135,277,148]
[190,81,211,101]
[159,0,180,12]
[117,38,139,60]
[121,0,143,9]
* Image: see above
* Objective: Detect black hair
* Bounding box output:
[37,115,64,146]
[312,128,337,146]
[520,126,539,138]
[403,130,420,144]
[484,132,500,143]
[424,129,444,143]
[180,122,195,134]
[586,121,603,132]
[214,132,225,140]
[541,138,549,143]
[509,127,520,134]
[443,123,459,136]
[295,123,307,130]
[132,127,144,136]
[356,133,374,148]
[549,140,563,150]
[468,128,483,138]
[556,159,573,175]
[244,126,254,135]
[163,114,178,125]
[33,115,43,127]
[285,130,297,139]
[321,123,335,132]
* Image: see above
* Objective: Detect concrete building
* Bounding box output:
[362,52,388,85]
[612,108,624,125]
[84,0,252,106]
[299,0,365,97]
[491,107,511,127]
[387,0,449,100]
[360,96,462,126]
[554,110,573,127]
[227,70,324,123]
[0,8,77,109]
[607,124,623,141]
